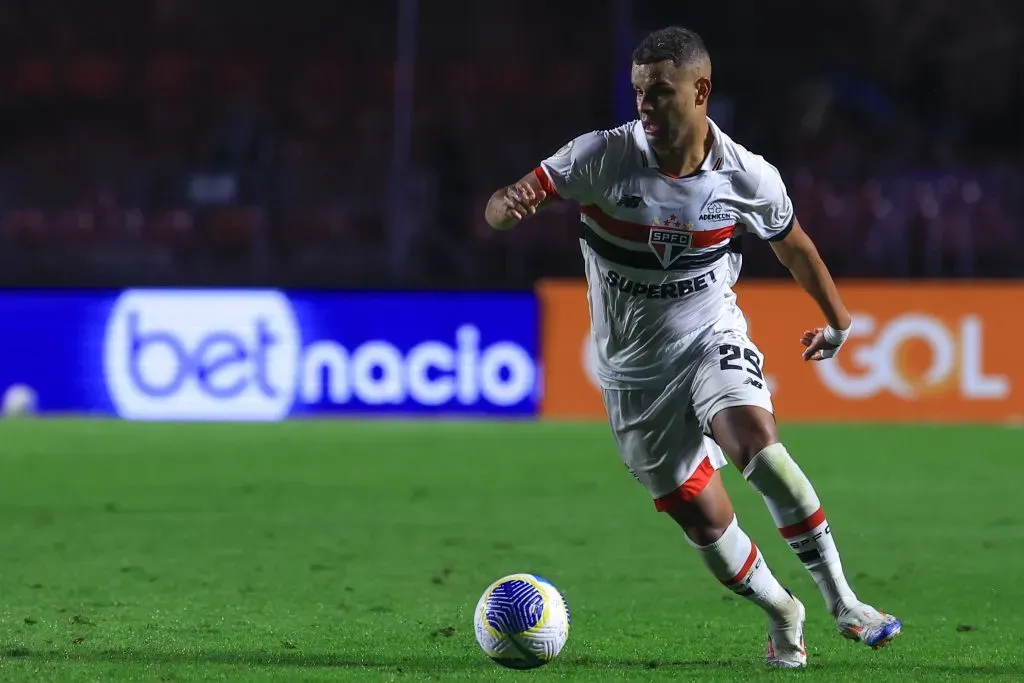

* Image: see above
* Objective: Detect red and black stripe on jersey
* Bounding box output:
[579,204,740,271]
[582,226,734,270]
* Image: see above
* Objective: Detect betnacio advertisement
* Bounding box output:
[0,289,540,419]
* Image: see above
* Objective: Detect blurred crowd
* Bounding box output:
[0,0,1021,288]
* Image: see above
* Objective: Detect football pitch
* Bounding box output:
[1,420,1022,682]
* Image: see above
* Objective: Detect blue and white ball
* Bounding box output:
[473,573,570,669]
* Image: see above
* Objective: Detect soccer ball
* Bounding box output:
[473,573,570,669]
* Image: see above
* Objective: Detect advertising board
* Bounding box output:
[0,289,540,419]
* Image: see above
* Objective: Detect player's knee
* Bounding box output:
[709,405,778,469]
[659,477,735,545]
[664,502,730,546]
[682,520,730,547]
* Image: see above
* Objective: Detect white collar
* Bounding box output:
[632,117,721,176]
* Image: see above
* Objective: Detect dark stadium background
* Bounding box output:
[1,2,1022,681]
[0,0,1021,287]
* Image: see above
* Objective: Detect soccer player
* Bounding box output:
[483,26,901,668]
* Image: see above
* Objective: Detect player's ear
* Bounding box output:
[695,77,712,106]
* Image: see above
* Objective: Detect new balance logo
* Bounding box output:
[744,377,764,390]
[616,195,643,208]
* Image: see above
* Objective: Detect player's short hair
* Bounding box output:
[631,26,710,70]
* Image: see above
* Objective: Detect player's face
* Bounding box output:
[631,60,710,149]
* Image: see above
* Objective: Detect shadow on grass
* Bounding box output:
[0,648,686,669]
[0,648,766,672]
[4,647,451,670]
[4,648,1024,678]
[569,656,1024,678]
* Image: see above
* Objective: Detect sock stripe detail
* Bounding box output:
[779,507,826,539]
[796,548,822,564]
[721,541,758,586]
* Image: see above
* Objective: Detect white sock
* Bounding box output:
[743,443,858,616]
[690,515,795,622]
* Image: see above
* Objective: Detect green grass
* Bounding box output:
[1,420,1023,681]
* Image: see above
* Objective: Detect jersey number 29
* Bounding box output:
[718,344,764,379]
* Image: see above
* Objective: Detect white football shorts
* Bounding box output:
[601,324,774,511]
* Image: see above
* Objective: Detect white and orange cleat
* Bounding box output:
[836,603,902,649]
[765,594,807,668]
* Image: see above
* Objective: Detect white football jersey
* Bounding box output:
[535,118,795,388]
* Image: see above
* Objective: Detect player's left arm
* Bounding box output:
[741,157,851,361]
[769,221,852,361]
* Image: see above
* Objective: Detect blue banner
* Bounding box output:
[0,289,540,420]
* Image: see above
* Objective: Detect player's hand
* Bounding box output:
[800,327,841,361]
[501,182,547,221]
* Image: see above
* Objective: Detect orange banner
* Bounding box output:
[538,280,1024,423]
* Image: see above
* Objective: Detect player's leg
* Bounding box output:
[709,406,900,648]
[660,468,807,668]
[693,331,901,649]
[602,386,806,668]
[708,405,856,611]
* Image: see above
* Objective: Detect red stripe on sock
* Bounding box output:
[779,507,827,539]
[721,542,759,586]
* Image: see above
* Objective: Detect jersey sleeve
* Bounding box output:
[736,157,795,242]
[535,131,607,205]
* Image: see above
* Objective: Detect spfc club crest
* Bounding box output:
[648,215,692,268]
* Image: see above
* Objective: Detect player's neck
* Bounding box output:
[653,120,712,178]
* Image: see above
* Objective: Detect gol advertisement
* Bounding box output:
[538,280,1023,423]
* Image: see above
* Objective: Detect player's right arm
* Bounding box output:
[484,171,555,230]
[484,131,607,231]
